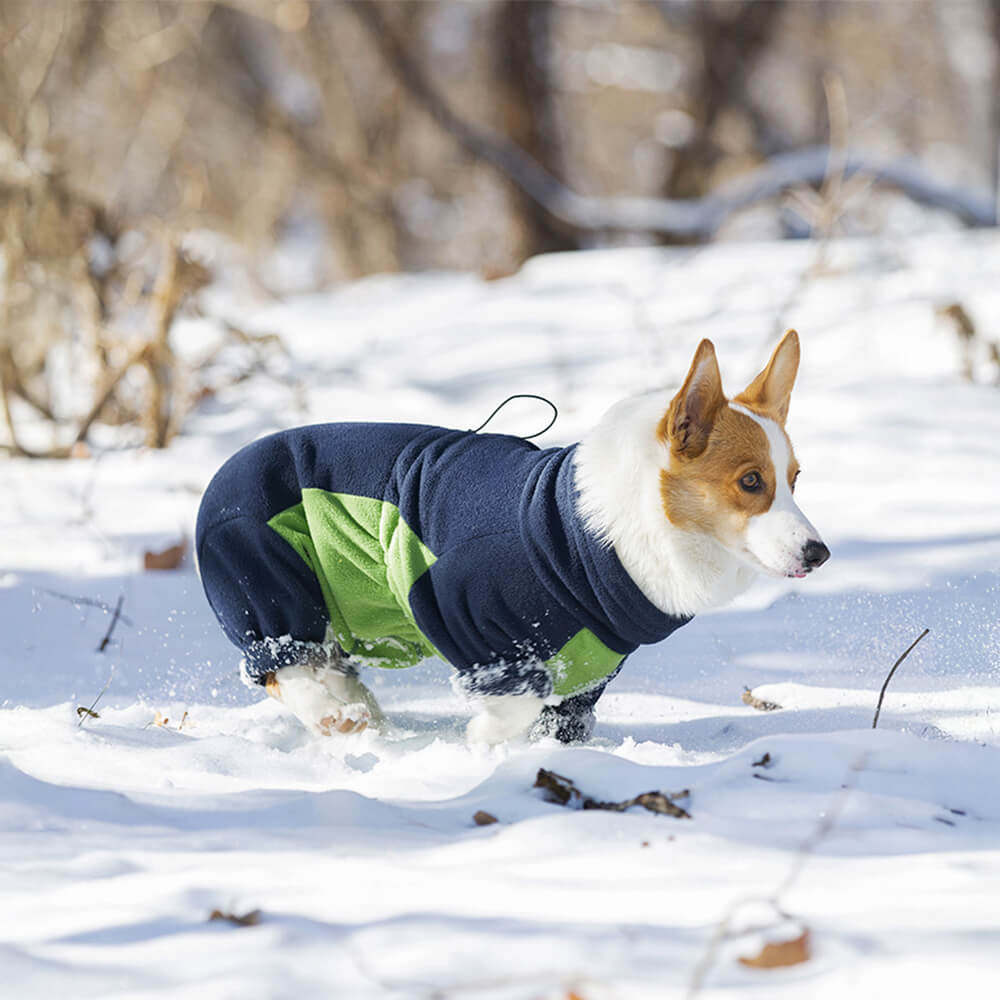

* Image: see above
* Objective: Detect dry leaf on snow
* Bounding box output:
[208,909,261,927]
[738,928,811,969]
[144,539,186,570]
[742,687,782,712]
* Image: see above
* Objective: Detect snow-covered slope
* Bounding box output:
[2,234,1000,998]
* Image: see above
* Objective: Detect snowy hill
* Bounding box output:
[2,233,1000,998]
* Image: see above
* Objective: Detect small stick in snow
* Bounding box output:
[872,627,930,729]
[34,588,134,627]
[97,594,126,652]
[77,664,116,728]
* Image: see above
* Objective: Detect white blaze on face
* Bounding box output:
[731,405,824,579]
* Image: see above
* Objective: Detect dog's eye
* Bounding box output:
[791,469,800,493]
[740,471,763,493]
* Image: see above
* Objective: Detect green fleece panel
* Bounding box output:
[545,628,625,697]
[268,489,624,692]
[268,491,439,668]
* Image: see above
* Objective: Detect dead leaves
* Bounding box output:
[152,710,188,731]
[738,928,811,969]
[534,768,691,819]
[208,908,261,928]
[470,769,692,828]
[144,537,186,570]
[742,686,782,712]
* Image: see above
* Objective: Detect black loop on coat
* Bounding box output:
[470,394,559,440]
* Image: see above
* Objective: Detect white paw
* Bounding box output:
[466,694,545,745]
[266,664,382,737]
[316,703,371,736]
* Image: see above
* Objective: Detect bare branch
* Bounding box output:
[348,0,995,237]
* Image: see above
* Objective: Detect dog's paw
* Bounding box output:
[316,703,371,736]
[265,664,382,737]
[466,694,545,745]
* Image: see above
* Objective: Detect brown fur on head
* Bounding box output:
[658,331,801,541]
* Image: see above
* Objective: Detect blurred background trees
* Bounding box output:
[1,0,999,453]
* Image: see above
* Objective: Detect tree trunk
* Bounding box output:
[665,0,786,201]
[493,0,579,259]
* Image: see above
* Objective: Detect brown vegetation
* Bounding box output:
[0,1,997,454]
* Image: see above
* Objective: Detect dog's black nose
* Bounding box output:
[802,539,830,569]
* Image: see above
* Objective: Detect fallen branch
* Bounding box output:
[534,768,691,819]
[872,627,930,729]
[348,0,995,237]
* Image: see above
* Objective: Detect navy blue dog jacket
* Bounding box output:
[196,423,691,740]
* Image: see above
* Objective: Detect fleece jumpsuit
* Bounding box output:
[195,422,691,741]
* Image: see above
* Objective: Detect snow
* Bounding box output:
[3,232,1000,997]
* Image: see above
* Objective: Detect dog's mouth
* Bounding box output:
[739,546,813,580]
[737,546,788,579]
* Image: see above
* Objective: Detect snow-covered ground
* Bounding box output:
[2,233,1000,998]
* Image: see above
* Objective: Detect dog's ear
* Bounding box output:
[736,329,800,425]
[660,339,726,457]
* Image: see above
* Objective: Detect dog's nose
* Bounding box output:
[802,539,830,569]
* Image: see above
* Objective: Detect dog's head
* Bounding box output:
[658,330,829,579]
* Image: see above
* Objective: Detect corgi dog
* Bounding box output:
[196,330,828,743]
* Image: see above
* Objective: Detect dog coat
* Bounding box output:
[196,422,691,702]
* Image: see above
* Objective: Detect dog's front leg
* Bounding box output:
[265,663,383,736]
[466,693,546,745]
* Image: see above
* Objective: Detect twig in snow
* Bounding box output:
[97,594,125,652]
[34,588,134,627]
[872,627,930,729]
[77,664,116,728]
[534,768,691,819]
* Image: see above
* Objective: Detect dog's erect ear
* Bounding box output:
[735,329,800,425]
[660,339,726,457]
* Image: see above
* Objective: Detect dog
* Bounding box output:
[195,330,828,743]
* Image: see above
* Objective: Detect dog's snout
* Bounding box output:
[802,539,830,569]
